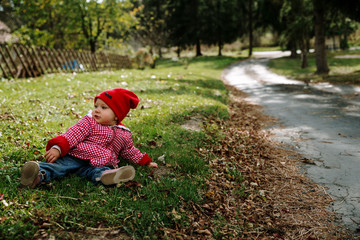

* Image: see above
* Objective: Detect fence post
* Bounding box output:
[12,44,33,78]
[23,45,42,77]
[76,50,86,71]
[31,46,45,75]
[49,48,63,71]
[91,52,98,71]
[4,46,18,76]
[43,47,58,73]
[55,49,68,72]
[82,51,92,70]
[0,46,14,78]
[37,47,52,73]
[67,50,78,71]
[19,44,38,77]
[102,52,110,70]
[63,50,73,71]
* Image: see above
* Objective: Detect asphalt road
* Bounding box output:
[224,51,360,234]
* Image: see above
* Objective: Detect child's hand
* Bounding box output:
[44,148,60,163]
[148,162,158,168]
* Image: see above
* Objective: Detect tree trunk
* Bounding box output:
[300,40,308,69]
[248,0,253,57]
[289,40,297,58]
[306,39,310,53]
[340,16,349,50]
[90,39,96,53]
[313,0,329,74]
[176,47,181,58]
[342,34,349,50]
[196,39,202,57]
[218,37,223,56]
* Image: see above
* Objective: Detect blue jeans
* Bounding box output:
[39,155,111,185]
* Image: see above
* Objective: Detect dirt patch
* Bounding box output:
[0,112,16,120]
[153,165,172,178]
[181,116,203,132]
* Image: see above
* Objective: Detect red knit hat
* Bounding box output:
[94,88,139,124]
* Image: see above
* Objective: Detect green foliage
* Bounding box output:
[10,0,136,52]
[144,0,246,56]
[131,0,170,55]
[279,0,313,53]
[0,56,240,238]
[200,0,240,50]
[13,26,53,47]
[4,0,360,58]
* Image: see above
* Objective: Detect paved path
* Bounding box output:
[224,51,360,234]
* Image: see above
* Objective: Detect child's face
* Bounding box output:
[92,99,118,126]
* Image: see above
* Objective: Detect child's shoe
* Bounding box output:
[20,161,41,188]
[100,165,135,185]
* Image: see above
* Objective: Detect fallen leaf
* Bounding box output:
[195,229,212,235]
[2,200,9,207]
[205,191,214,197]
[171,209,181,220]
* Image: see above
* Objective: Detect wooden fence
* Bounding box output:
[0,44,132,79]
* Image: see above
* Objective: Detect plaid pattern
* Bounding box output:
[53,113,149,167]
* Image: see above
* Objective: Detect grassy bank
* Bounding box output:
[0,56,243,239]
[268,49,360,85]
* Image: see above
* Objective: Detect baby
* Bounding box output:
[20,88,157,188]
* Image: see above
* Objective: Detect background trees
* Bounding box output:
[280,0,313,68]
[164,0,208,57]
[201,0,241,56]
[4,0,136,53]
[130,0,170,57]
[0,0,359,73]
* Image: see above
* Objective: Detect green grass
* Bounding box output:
[0,55,243,239]
[268,49,360,84]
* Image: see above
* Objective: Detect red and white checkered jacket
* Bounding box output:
[46,112,151,168]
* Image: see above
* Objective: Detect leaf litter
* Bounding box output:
[162,85,353,239]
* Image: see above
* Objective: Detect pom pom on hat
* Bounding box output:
[95,88,139,124]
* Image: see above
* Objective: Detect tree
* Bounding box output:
[202,0,241,56]
[165,0,207,57]
[328,0,360,22]
[278,0,358,74]
[9,0,67,48]
[248,0,254,57]
[313,0,329,74]
[73,0,132,53]
[280,0,313,68]
[327,10,357,50]
[191,0,204,56]
[238,0,282,57]
[8,0,136,52]
[236,0,255,57]
[163,0,245,57]
[326,1,359,50]
[131,0,170,57]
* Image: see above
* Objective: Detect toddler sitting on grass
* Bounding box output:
[20,88,157,188]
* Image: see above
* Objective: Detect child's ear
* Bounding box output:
[115,117,118,121]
